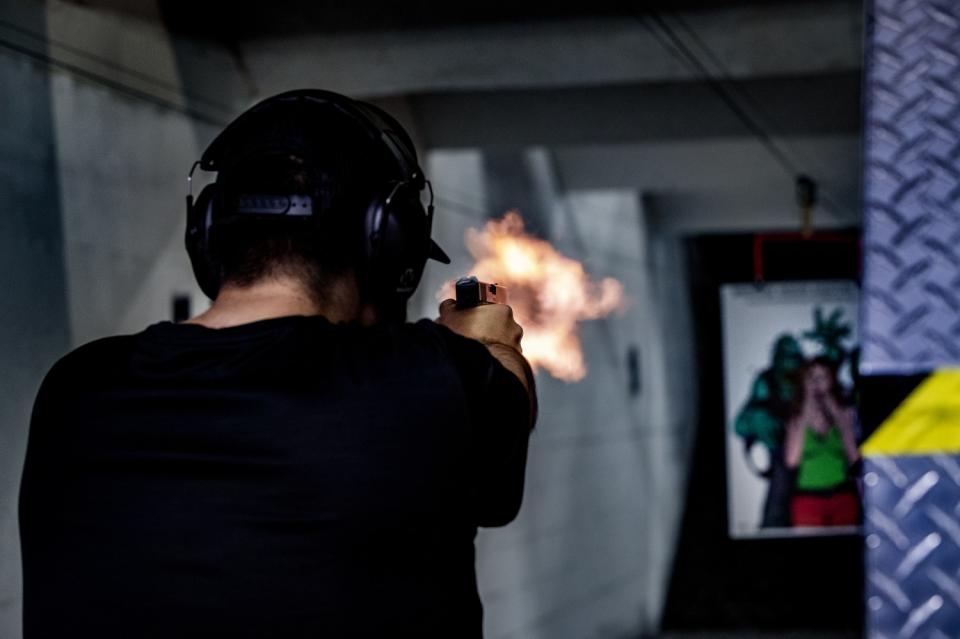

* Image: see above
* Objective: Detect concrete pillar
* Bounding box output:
[0,2,71,636]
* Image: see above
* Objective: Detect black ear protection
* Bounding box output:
[185,88,450,304]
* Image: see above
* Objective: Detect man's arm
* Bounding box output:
[435,298,537,526]
[436,298,537,428]
[486,343,537,429]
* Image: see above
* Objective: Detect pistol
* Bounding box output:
[455,276,508,308]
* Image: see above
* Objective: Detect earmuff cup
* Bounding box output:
[185,184,221,300]
[363,181,432,300]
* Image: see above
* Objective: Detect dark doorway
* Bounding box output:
[660,232,863,635]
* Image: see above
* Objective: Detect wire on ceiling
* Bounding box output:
[0,17,235,116]
[0,20,229,126]
[637,9,855,221]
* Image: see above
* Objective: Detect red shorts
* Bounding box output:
[790,490,860,527]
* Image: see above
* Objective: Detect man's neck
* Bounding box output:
[184,276,374,329]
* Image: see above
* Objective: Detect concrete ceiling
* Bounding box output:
[155,1,856,38]
[46,0,865,232]
[207,3,861,98]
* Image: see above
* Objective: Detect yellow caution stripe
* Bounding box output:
[862,369,960,456]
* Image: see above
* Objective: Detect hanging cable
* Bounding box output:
[0,32,227,126]
[0,17,235,116]
[639,11,801,175]
[636,10,856,222]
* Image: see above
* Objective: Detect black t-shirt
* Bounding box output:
[19,316,531,638]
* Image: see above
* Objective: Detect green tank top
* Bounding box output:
[796,425,848,491]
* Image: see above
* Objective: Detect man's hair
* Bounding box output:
[211,145,384,307]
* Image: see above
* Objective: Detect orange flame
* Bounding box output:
[438,211,625,382]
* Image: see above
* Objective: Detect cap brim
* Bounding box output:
[429,240,451,264]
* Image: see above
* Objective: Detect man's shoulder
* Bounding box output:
[64,332,139,363]
[43,333,140,387]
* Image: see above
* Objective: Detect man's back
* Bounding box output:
[19,315,530,637]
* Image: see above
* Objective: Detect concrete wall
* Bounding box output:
[50,73,210,345]
[411,149,697,638]
[45,0,213,345]
[0,2,211,635]
[0,1,71,635]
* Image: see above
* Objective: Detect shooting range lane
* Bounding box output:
[0,0,916,637]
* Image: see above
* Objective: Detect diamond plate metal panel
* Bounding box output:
[864,455,960,638]
[862,0,960,374]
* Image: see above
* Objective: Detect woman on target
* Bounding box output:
[784,356,861,527]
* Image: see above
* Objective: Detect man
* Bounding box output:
[19,90,536,638]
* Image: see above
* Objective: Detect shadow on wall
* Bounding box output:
[0,1,71,638]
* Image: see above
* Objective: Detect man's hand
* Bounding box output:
[437,299,523,353]
[437,299,536,427]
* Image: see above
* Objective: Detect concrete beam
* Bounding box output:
[411,72,860,149]
[553,134,862,231]
[551,134,860,193]
[234,3,861,98]
[646,187,860,234]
